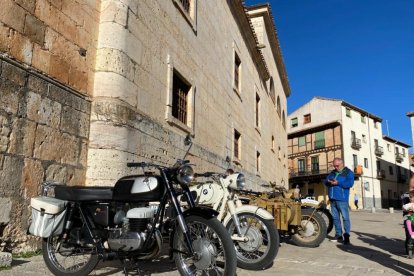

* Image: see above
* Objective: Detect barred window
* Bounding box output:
[172,71,190,124]
[255,93,260,127]
[234,53,241,92]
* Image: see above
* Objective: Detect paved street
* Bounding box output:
[1,210,413,276]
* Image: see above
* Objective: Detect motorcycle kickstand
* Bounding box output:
[120,258,147,276]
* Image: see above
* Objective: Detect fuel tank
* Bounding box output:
[113,175,166,202]
[189,183,224,206]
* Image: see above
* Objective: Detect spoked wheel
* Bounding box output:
[318,208,334,234]
[226,212,279,270]
[173,215,237,276]
[42,235,99,276]
[291,209,327,248]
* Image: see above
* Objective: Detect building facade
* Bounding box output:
[0,0,290,251]
[288,97,411,209]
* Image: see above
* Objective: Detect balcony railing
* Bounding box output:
[398,174,407,183]
[375,146,384,156]
[376,170,385,179]
[314,140,325,149]
[351,138,361,150]
[289,166,330,178]
[395,153,404,163]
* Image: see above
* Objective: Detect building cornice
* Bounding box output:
[229,1,270,81]
[288,121,341,138]
[383,135,411,148]
[407,111,414,117]
[246,3,291,97]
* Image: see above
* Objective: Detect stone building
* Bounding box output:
[0,0,290,251]
[288,97,411,209]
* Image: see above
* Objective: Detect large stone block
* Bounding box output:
[32,44,51,74]
[26,91,61,128]
[0,252,12,268]
[21,158,44,199]
[8,119,36,157]
[61,106,89,138]
[9,29,33,65]
[0,197,12,224]
[1,62,27,86]
[49,54,69,83]
[45,163,67,183]
[0,0,26,33]
[0,155,24,197]
[24,14,46,45]
[14,0,36,13]
[0,114,11,152]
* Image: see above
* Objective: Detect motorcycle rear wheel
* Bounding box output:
[291,209,327,248]
[318,208,333,234]
[173,215,237,276]
[42,235,99,276]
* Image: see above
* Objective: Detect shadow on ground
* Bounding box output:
[335,230,414,275]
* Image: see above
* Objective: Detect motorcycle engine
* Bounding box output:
[108,207,154,251]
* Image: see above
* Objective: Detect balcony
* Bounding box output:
[354,165,363,176]
[351,138,362,150]
[398,174,407,183]
[289,166,330,178]
[395,153,404,163]
[314,140,325,149]
[376,170,385,179]
[375,146,384,156]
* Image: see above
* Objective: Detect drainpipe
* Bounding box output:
[367,114,376,208]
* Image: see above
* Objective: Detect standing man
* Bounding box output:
[354,193,359,210]
[324,158,354,245]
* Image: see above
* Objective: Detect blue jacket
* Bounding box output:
[324,167,354,201]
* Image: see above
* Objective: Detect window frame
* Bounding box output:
[346,108,351,117]
[165,55,195,135]
[303,113,311,124]
[298,136,306,147]
[172,0,198,32]
[291,117,298,128]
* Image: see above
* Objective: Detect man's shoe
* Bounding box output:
[330,235,343,242]
[343,233,350,245]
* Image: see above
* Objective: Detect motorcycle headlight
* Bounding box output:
[176,165,194,185]
[237,174,246,189]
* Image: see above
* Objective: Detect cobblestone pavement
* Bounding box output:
[1,210,413,276]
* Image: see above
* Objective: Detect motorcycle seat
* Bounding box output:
[54,186,113,201]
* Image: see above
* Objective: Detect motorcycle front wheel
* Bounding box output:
[42,235,99,276]
[291,208,327,248]
[173,215,237,276]
[226,212,279,270]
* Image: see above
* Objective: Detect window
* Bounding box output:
[374,121,378,129]
[304,114,311,124]
[234,52,241,92]
[276,96,281,117]
[291,117,298,127]
[173,0,197,30]
[351,131,356,140]
[311,156,319,173]
[362,134,366,143]
[255,93,260,128]
[234,129,241,160]
[387,143,391,152]
[299,136,306,147]
[269,77,275,104]
[389,166,393,175]
[364,158,368,168]
[315,131,325,149]
[346,108,351,117]
[282,110,286,129]
[298,159,305,173]
[361,115,366,123]
[403,148,406,157]
[271,135,275,150]
[256,151,261,173]
[353,154,358,168]
[172,70,190,124]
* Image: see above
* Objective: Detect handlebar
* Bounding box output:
[194,172,226,178]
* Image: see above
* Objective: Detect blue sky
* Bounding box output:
[246,0,414,149]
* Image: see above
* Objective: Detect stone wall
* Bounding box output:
[0,56,91,252]
[0,0,100,95]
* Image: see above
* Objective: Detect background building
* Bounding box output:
[0,0,290,251]
[288,97,411,209]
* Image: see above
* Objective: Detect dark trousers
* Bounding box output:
[354,200,359,209]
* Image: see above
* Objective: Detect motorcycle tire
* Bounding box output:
[42,236,99,276]
[291,208,327,248]
[226,212,279,270]
[318,208,334,235]
[173,215,237,276]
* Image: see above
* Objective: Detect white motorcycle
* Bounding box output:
[182,172,279,270]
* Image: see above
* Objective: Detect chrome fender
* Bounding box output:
[223,205,274,227]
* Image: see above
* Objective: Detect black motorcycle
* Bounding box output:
[28,138,237,276]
